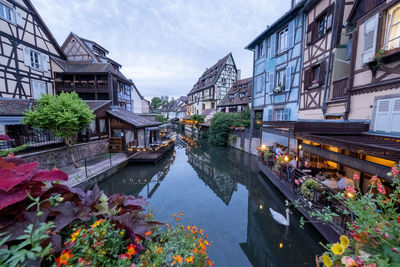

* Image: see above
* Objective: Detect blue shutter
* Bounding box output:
[283,108,291,121]
[268,72,274,94]
[270,34,276,58]
[267,109,273,121]
[285,66,292,92]
[255,45,259,59]
[288,21,295,48]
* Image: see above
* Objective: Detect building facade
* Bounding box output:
[187,53,238,115]
[217,77,253,113]
[246,0,306,147]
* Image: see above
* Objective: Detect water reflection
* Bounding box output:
[99,134,323,266]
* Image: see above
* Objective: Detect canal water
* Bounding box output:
[98,134,324,267]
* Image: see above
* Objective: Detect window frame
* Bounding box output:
[275,69,286,89]
[29,49,43,70]
[31,80,47,99]
[0,1,16,24]
[275,108,284,121]
[385,4,400,51]
[278,27,289,53]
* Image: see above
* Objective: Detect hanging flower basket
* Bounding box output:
[367,50,385,77]
[273,85,285,94]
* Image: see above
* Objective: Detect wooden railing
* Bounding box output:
[55,82,109,92]
[332,78,348,99]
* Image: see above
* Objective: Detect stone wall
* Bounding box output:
[229,133,259,156]
[20,139,109,169]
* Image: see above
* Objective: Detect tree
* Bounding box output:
[155,114,168,124]
[23,92,95,167]
[151,97,163,110]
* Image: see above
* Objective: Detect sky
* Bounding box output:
[32,0,290,100]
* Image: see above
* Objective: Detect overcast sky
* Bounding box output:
[32,0,290,99]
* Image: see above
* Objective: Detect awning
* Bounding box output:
[0,116,23,125]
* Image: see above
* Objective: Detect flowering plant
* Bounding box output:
[137,213,213,266]
[315,163,400,266]
[273,85,285,94]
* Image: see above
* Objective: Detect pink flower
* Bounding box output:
[371,176,378,181]
[353,174,360,181]
[118,254,128,259]
[295,179,299,185]
[392,166,399,176]
[392,247,398,252]
[345,185,356,195]
[377,183,386,194]
[78,258,85,264]
[385,233,390,239]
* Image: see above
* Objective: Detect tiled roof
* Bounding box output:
[0,99,34,116]
[188,53,232,95]
[217,77,253,107]
[84,100,112,111]
[107,108,161,128]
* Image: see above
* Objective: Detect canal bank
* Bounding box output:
[98,135,324,267]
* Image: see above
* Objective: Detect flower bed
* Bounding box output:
[0,135,213,266]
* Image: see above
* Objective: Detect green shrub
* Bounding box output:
[155,115,168,124]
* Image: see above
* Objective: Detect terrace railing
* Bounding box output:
[332,78,348,99]
[260,156,351,234]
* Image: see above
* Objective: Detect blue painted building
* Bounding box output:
[246,1,306,147]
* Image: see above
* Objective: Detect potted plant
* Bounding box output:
[367,49,385,76]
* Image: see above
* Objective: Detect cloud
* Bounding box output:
[32,0,289,99]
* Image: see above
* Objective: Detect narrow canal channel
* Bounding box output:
[98,134,324,267]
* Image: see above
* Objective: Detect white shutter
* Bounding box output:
[41,54,48,72]
[32,80,47,99]
[285,66,292,92]
[288,21,295,48]
[267,109,273,121]
[268,72,274,94]
[390,98,400,133]
[23,46,31,67]
[362,13,379,64]
[283,107,291,121]
[374,100,391,132]
[16,11,23,26]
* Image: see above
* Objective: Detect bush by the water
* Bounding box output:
[208,111,250,146]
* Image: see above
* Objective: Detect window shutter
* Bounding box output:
[374,99,390,132]
[262,39,266,57]
[304,68,310,88]
[390,98,400,133]
[319,61,326,86]
[266,37,271,58]
[42,54,48,72]
[267,109,273,121]
[285,66,292,92]
[268,72,274,94]
[283,107,291,121]
[326,4,334,30]
[23,46,31,67]
[288,21,295,48]
[307,22,315,44]
[362,13,379,64]
[270,34,276,58]
[255,45,259,59]
[16,12,23,26]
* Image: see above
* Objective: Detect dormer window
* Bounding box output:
[229,94,234,99]
[239,93,245,98]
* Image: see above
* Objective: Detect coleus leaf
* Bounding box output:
[0,135,11,141]
[13,162,39,174]
[0,190,27,210]
[0,170,31,191]
[31,169,68,182]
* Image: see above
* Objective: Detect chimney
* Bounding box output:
[291,0,295,9]
[237,69,241,80]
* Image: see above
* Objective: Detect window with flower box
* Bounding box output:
[275,69,286,93]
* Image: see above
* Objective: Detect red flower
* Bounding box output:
[56,250,73,267]
[126,244,137,258]
[397,217,400,224]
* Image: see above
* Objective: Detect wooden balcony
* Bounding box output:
[332,78,348,99]
[55,81,109,92]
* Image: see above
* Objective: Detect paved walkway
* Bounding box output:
[61,152,127,187]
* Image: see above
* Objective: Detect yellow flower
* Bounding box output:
[331,243,345,255]
[322,254,332,267]
[120,231,125,236]
[340,235,350,248]
[101,231,106,236]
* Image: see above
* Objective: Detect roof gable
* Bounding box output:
[348,0,386,24]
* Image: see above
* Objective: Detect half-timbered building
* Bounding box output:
[0,0,66,137]
[55,32,143,113]
[187,53,238,115]
[217,77,253,113]
[246,0,306,147]
[298,0,354,119]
